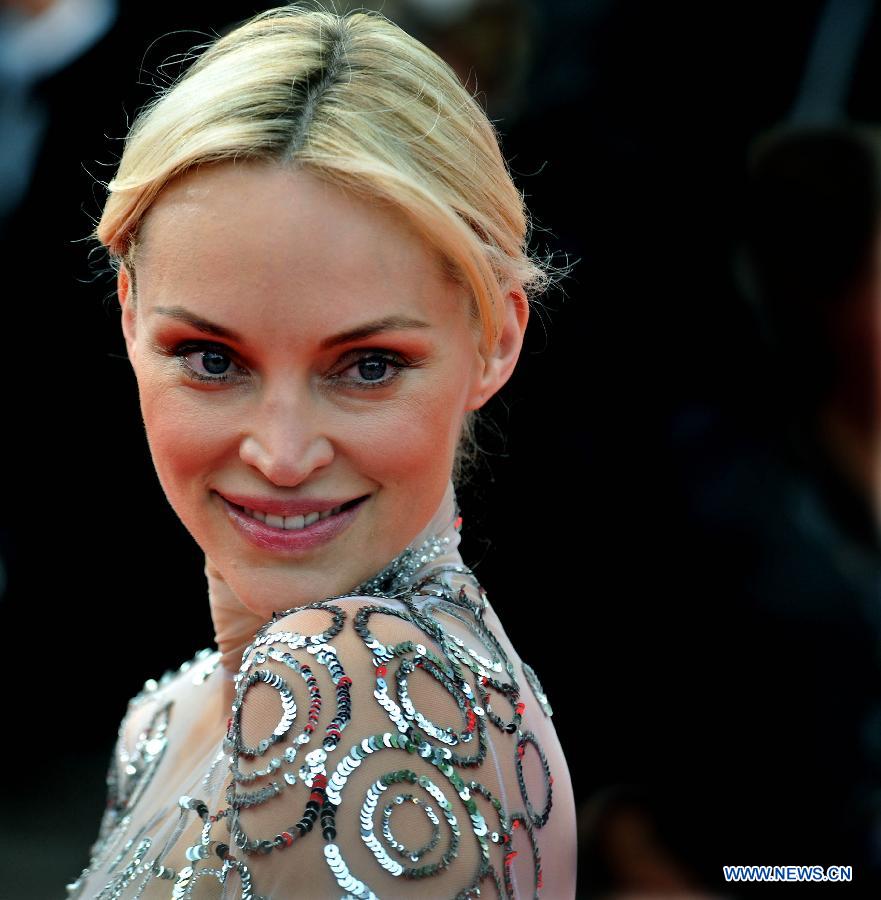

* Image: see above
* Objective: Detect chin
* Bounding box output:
[222,553,365,617]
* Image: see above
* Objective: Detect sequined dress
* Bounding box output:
[66,481,577,898]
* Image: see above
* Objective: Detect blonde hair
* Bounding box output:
[94,1,568,481]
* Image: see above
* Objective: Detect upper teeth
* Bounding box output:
[243,505,345,530]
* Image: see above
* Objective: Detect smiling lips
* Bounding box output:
[216,490,367,551]
[240,503,347,531]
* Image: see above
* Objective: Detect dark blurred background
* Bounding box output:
[6,0,881,896]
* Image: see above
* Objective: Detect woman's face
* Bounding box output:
[118,161,520,618]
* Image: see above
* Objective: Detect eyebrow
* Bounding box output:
[319,315,430,349]
[153,306,243,341]
[151,306,431,348]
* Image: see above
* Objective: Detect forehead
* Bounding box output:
[137,161,441,274]
[134,161,461,331]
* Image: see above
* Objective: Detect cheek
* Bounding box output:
[340,392,465,489]
[138,382,228,490]
[336,342,478,485]
[365,408,457,470]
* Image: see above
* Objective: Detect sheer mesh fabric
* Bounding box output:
[67,498,576,899]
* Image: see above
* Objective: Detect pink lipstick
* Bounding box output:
[216,491,368,553]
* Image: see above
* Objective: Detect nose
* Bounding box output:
[238,381,334,487]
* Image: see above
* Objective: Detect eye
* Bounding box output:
[337,351,409,389]
[171,342,245,383]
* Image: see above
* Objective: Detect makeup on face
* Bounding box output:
[124,161,486,616]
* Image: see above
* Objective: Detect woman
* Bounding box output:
[68,4,576,897]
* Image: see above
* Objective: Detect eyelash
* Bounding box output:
[166,340,411,390]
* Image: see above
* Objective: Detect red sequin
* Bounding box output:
[280,831,294,847]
